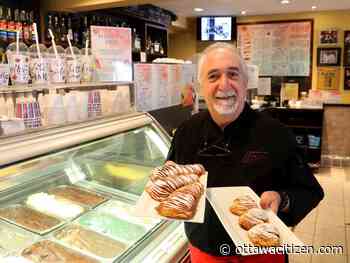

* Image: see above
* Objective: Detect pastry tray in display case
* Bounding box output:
[21,239,99,263]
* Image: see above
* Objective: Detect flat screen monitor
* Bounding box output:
[197,16,235,41]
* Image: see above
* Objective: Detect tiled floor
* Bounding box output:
[290,167,350,263]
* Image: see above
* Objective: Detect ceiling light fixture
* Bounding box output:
[194,7,204,12]
[280,0,290,4]
[241,10,247,15]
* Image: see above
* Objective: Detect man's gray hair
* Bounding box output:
[197,43,248,85]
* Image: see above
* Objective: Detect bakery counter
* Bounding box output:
[0,112,189,263]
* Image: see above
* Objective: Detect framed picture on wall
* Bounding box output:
[345,31,350,45]
[344,45,350,66]
[344,68,350,90]
[317,67,340,90]
[319,29,338,45]
[317,47,341,66]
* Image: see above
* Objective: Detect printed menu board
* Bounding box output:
[134,63,195,111]
[237,21,312,77]
[91,26,132,81]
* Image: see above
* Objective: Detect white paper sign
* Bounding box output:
[91,26,132,82]
[258,77,272,95]
[247,64,259,90]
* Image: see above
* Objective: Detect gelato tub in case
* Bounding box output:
[26,192,84,220]
[0,221,36,255]
[21,240,98,263]
[48,185,107,208]
[54,224,127,259]
[77,211,148,244]
[0,205,63,235]
[98,199,160,229]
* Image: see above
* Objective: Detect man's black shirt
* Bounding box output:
[167,104,324,256]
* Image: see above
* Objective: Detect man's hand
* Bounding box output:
[260,191,281,214]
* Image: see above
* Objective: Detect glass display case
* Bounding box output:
[0,112,189,263]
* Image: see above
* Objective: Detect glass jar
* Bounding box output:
[65,46,81,83]
[6,42,30,85]
[47,45,66,84]
[29,44,49,85]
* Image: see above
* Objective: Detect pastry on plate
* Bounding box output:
[247,223,280,247]
[229,195,258,216]
[238,208,269,230]
[155,182,203,219]
[146,173,199,201]
[150,163,205,181]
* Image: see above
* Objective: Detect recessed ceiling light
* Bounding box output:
[312,5,317,9]
[194,7,204,12]
[280,0,290,4]
[241,10,247,15]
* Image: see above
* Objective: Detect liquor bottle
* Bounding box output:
[81,16,90,47]
[60,16,67,47]
[133,28,141,52]
[106,17,112,27]
[67,16,73,42]
[0,6,7,44]
[53,15,60,44]
[72,17,80,47]
[90,15,97,26]
[46,14,53,43]
[14,9,22,41]
[154,40,160,53]
[160,41,164,55]
[30,11,36,44]
[6,8,15,44]
[21,10,30,45]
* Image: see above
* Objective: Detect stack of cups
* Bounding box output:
[66,46,81,83]
[88,90,101,118]
[48,45,66,84]
[6,42,30,86]
[29,44,49,85]
[15,94,42,129]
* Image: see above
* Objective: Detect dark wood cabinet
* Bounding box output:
[263,107,324,168]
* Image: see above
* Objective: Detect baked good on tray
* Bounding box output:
[239,208,269,230]
[155,182,203,219]
[229,195,258,216]
[150,163,205,182]
[146,173,199,201]
[247,223,280,247]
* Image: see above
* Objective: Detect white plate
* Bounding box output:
[133,173,207,223]
[207,186,304,255]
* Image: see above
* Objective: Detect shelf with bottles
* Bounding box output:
[0,5,41,50]
[144,23,167,62]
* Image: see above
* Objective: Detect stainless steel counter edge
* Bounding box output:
[0,112,153,167]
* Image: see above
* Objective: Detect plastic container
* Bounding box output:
[6,42,30,85]
[80,48,93,83]
[47,45,66,84]
[0,64,10,86]
[29,44,49,85]
[65,46,81,83]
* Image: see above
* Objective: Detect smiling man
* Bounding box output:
[167,43,324,263]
